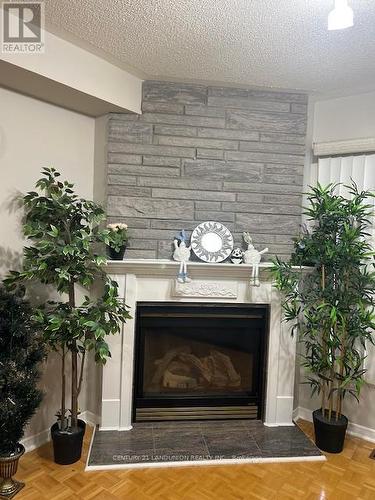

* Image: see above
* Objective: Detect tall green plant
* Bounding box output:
[5,167,131,430]
[272,183,375,421]
[0,286,45,454]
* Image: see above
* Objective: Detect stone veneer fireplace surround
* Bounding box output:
[106,80,308,262]
[100,260,304,430]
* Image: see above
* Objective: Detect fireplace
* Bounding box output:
[101,260,298,430]
[133,302,269,421]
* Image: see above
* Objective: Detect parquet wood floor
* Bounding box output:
[14,420,375,500]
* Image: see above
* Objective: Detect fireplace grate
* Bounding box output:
[136,405,258,421]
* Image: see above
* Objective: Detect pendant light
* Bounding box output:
[328,0,354,30]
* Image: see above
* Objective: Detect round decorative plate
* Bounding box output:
[191,221,234,263]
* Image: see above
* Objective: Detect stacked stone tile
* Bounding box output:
[107,81,308,260]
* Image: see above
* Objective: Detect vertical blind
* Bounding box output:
[311,154,375,243]
[311,154,375,385]
[311,153,375,196]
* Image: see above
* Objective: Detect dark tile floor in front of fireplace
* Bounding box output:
[88,420,322,467]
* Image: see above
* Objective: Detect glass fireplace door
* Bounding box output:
[133,302,269,421]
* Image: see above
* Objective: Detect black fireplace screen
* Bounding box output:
[133,302,269,421]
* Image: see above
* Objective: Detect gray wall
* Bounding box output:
[106,81,308,259]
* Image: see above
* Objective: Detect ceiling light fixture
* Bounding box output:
[328,0,354,30]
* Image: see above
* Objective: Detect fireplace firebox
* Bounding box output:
[133,302,269,421]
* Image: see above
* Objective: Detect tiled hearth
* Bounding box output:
[87,420,323,469]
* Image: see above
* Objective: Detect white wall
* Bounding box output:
[0,87,97,441]
[297,91,375,438]
[1,15,142,114]
[313,90,375,143]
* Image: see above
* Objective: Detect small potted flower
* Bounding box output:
[107,223,129,260]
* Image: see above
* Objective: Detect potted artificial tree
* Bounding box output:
[272,183,375,453]
[0,286,45,498]
[5,167,131,465]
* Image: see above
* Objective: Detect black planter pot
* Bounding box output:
[313,409,348,453]
[51,420,86,465]
[107,245,126,260]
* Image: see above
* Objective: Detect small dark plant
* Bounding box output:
[0,286,45,455]
[272,182,375,422]
[5,167,131,434]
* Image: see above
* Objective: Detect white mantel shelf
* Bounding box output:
[105,258,311,280]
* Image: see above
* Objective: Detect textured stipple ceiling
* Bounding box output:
[41,0,375,95]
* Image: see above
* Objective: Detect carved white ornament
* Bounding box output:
[173,280,238,298]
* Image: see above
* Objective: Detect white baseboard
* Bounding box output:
[294,407,375,444]
[295,407,313,423]
[21,427,51,453]
[347,422,375,443]
[264,422,294,427]
[83,410,100,427]
[21,410,100,453]
[99,426,133,431]
[292,407,299,421]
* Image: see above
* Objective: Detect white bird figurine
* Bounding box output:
[243,232,268,286]
[173,230,192,283]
